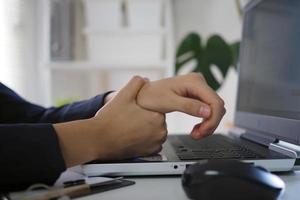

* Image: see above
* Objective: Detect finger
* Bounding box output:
[173,96,211,118]
[190,119,217,139]
[118,76,146,100]
[188,82,225,137]
[143,144,163,156]
[190,120,216,140]
[190,123,202,139]
[143,77,150,82]
[159,127,168,143]
[190,106,225,139]
[163,121,167,130]
[198,106,225,137]
[152,145,163,155]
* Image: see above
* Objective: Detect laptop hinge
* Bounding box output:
[230,128,300,170]
[269,140,300,170]
[228,127,246,138]
[240,132,278,147]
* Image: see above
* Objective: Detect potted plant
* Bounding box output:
[175,33,240,91]
[175,0,246,91]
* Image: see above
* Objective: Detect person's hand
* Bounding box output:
[104,91,117,104]
[55,76,167,167]
[137,73,225,140]
[92,76,167,160]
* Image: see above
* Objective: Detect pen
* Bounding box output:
[8,177,123,200]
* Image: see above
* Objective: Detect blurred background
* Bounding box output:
[0,0,247,134]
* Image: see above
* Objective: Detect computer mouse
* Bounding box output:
[182,160,285,200]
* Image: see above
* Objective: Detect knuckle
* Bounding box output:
[205,131,214,137]
[214,98,225,107]
[160,131,168,143]
[190,72,200,77]
[161,127,168,137]
[152,112,161,119]
[223,107,227,115]
[221,98,225,106]
[190,72,205,81]
[163,121,168,129]
[161,114,166,122]
[157,128,167,140]
[197,73,205,80]
[140,98,151,108]
[155,145,163,153]
[132,75,142,80]
[153,128,167,143]
[141,150,151,157]
[205,123,216,133]
[146,147,157,155]
[218,98,225,106]
[153,112,165,122]
[187,72,207,84]
[132,75,144,84]
[204,129,214,138]
[181,101,193,112]
[158,145,163,151]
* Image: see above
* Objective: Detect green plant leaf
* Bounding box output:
[175,33,239,91]
[175,33,203,73]
[230,41,240,69]
[206,35,232,78]
[195,55,221,91]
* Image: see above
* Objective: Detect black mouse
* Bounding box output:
[182,160,285,200]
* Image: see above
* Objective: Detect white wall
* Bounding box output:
[0,0,40,103]
[0,0,242,135]
[166,0,242,134]
[174,0,242,42]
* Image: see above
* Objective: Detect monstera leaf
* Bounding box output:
[230,41,240,69]
[176,33,239,91]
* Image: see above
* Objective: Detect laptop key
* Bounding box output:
[172,135,263,160]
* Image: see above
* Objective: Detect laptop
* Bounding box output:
[83,0,300,176]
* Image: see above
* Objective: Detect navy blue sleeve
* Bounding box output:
[0,83,112,191]
[0,83,110,124]
[0,124,65,191]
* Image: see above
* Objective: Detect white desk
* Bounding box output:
[55,168,300,200]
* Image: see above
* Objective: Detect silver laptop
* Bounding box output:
[83,0,300,176]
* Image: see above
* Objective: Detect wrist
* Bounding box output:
[86,117,113,160]
[136,81,155,111]
[104,91,116,105]
[54,119,103,167]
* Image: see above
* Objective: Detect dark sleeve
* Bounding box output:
[0,124,65,192]
[0,83,112,191]
[0,83,112,124]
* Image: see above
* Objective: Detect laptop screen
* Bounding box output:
[236,0,300,144]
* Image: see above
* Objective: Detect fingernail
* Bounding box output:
[199,106,211,118]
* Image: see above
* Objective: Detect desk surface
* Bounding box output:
[56,167,300,200]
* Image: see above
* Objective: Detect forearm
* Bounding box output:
[53,76,167,168]
[53,118,110,168]
[52,91,118,167]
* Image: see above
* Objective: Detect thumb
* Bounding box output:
[174,96,211,118]
[118,76,146,101]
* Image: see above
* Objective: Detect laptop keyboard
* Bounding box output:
[169,134,262,160]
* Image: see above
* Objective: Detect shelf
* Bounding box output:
[83,27,167,36]
[40,0,174,106]
[45,61,169,71]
